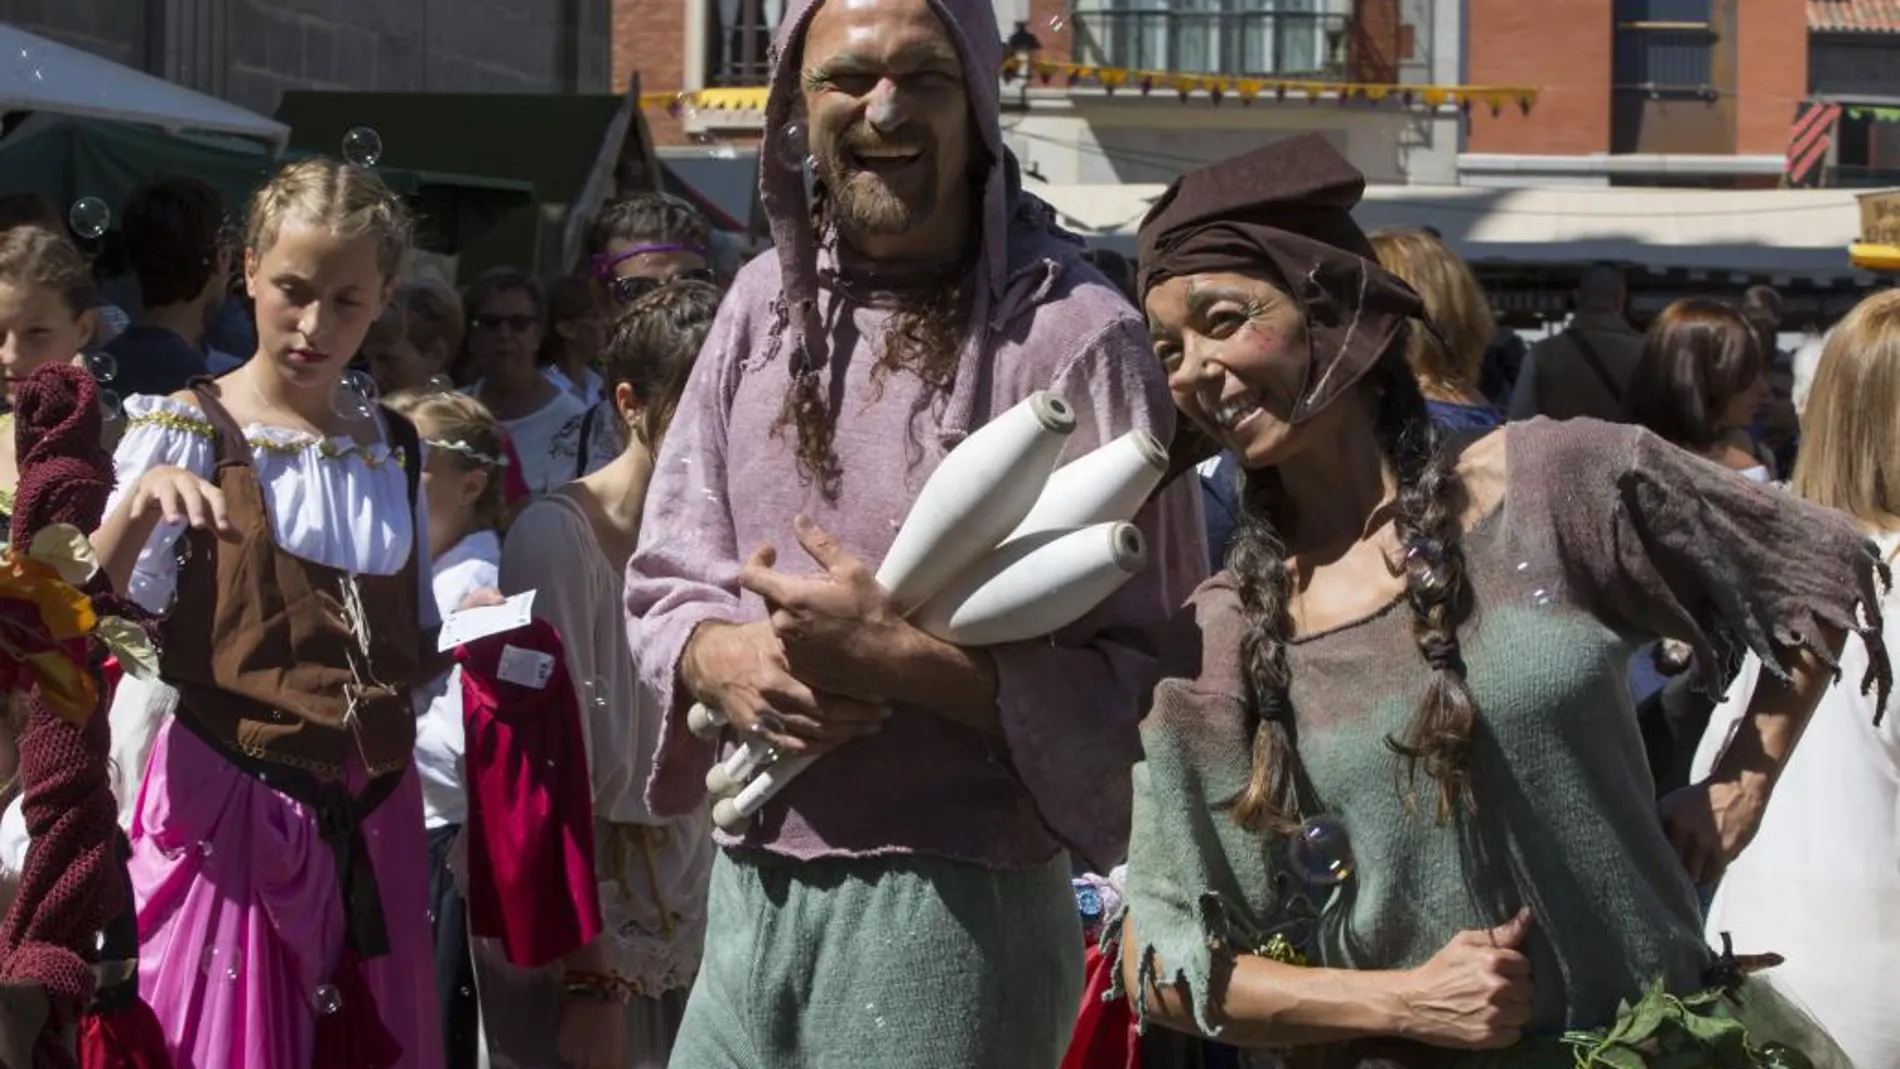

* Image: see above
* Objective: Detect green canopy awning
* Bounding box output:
[275,91,627,203]
[0,115,537,280]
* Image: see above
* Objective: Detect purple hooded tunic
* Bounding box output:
[624,0,1207,873]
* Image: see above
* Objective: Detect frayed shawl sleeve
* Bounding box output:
[1540,419,1891,720]
[1113,581,1294,1040]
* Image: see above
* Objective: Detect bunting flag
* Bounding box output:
[1785,99,1842,188]
[638,62,1538,116]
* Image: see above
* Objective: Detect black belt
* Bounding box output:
[171,711,403,959]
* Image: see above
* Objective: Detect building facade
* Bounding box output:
[617,0,1473,186]
[1461,0,1808,187]
[3,0,614,117]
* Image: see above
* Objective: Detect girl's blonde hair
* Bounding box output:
[1791,289,1900,530]
[1368,227,1495,390]
[0,225,97,318]
[246,158,412,283]
[385,389,511,532]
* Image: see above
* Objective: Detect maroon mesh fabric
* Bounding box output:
[0,364,124,1069]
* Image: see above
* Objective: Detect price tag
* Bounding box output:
[496,644,555,690]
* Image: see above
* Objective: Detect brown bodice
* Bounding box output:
[158,381,425,779]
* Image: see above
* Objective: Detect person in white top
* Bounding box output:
[478,279,722,1069]
[1692,289,1900,1069]
[386,388,511,1069]
[463,270,592,496]
[542,274,606,404]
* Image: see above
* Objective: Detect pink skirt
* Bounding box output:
[127,718,443,1069]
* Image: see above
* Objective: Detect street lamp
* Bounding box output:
[1005,20,1042,111]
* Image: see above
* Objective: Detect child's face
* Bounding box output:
[0,281,92,394]
[420,447,486,549]
[245,221,392,393]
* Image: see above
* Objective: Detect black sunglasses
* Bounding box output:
[610,267,716,305]
[472,313,538,334]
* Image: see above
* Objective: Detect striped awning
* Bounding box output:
[1786,99,1843,186]
[1809,0,1900,33]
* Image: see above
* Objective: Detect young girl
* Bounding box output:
[1120,136,1874,1066]
[480,280,720,1069]
[385,388,509,1069]
[93,157,456,1069]
[0,225,100,523]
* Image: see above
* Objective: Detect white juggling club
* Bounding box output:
[908,522,1148,647]
[1007,429,1168,542]
[684,390,1077,741]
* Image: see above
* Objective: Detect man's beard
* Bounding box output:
[817,129,939,237]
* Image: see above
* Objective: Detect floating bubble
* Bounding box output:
[198,840,215,860]
[582,677,609,713]
[312,983,343,1015]
[99,390,123,423]
[1286,814,1353,886]
[776,120,810,169]
[329,370,377,420]
[342,126,383,167]
[200,944,240,981]
[690,132,715,146]
[67,197,110,240]
[1515,560,1529,572]
[672,93,700,123]
[1532,588,1553,607]
[1048,15,1065,31]
[424,373,456,394]
[12,47,42,83]
[84,350,117,384]
[93,930,107,954]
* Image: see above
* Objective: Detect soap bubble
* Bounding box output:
[1532,588,1553,607]
[424,373,456,394]
[672,93,700,122]
[198,840,215,860]
[1286,814,1353,886]
[67,197,110,240]
[582,677,609,713]
[200,944,240,981]
[776,121,810,169]
[12,47,42,83]
[312,983,342,1015]
[1048,15,1065,31]
[84,350,117,384]
[330,369,378,420]
[342,126,383,167]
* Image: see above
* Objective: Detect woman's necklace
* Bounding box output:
[246,373,339,440]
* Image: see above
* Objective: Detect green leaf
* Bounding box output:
[26,524,98,586]
[94,617,158,679]
[1596,1046,1645,1069]
[1676,1010,1751,1061]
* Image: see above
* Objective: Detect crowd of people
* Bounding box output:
[0,0,1891,1067]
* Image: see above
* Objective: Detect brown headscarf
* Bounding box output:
[1137,133,1426,427]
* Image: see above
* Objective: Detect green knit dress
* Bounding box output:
[1120,419,1886,1068]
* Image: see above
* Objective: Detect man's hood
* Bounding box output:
[756,0,1018,384]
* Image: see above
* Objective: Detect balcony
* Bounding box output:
[1068,6,1352,80]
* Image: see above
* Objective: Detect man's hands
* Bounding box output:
[681,618,885,755]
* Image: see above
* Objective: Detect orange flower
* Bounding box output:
[0,552,96,640]
[0,544,102,724]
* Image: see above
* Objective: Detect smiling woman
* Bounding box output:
[1117,133,1880,1069]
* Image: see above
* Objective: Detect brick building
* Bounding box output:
[1461,0,1809,187]
[616,0,1470,186]
[3,0,614,117]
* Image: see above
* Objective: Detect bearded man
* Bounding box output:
[624,0,1205,1063]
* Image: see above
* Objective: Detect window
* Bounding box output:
[1070,0,1348,79]
[1612,0,1715,93]
[707,0,783,87]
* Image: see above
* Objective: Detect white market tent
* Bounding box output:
[0,23,287,150]
[1030,181,1872,280]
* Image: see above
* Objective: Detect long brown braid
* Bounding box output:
[1227,345,1478,831]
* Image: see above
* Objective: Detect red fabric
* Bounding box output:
[1060,942,1142,1069]
[98,659,120,702]
[456,619,601,968]
[499,437,530,507]
[77,1001,171,1069]
[0,365,125,1069]
[309,949,401,1069]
